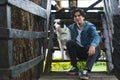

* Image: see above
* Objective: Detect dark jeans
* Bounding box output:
[66,40,100,72]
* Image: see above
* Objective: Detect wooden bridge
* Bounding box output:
[0,0,120,80]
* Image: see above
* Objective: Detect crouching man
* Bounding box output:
[66,8,101,80]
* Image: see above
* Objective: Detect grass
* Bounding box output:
[92,62,107,72]
[51,62,107,72]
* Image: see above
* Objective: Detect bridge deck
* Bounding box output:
[39,72,118,80]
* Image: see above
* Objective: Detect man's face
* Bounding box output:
[73,11,85,25]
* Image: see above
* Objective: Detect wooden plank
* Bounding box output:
[40,72,118,80]
[0,27,9,38]
[52,59,108,62]
[10,55,44,77]
[111,0,119,15]
[51,7,103,11]
[0,40,13,68]
[112,15,120,80]
[44,15,55,73]
[0,0,47,19]
[0,28,47,39]
[0,0,7,4]
[0,69,11,80]
[52,12,102,20]
[9,29,47,39]
[85,0,102,11]
[0,6,11,28]
[0,4,14,80]
[101,14,113,73]
[0,5,13,68]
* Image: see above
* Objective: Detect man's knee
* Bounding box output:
[66,40,74,47]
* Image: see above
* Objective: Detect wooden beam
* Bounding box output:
[0,69,11,80]
[52,12,102,20]
[111,0,119,15]
[101,14,113,73]
[0,0,47,19]
[0,5,13,68]
[1,56,43,79]
[85,0,102,11]
[44,15,55,73]
[51,7,103,11]
[0,28,47,39]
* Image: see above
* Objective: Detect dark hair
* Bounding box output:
[72,8,86,18]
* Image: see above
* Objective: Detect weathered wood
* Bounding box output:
[10,55,44,77]
[101,14,113,73]
[0,55,44,79]
[0,5,13,68]
[40,72,118,80]
[0,69,11,80]
[52,59,108,62]
[0,0,7,4]
[52,12,102,20]
[9,29,47,39]
[0,0,51,80]
[0,4,13,80]
[44,14,55,73]
[0,40,13,68]
[51,7,103,11]
[112,15,120,80]
[85,0,102,11]
[0,6,11,28]
[0,0,47,19]
[103,0,114,73]
[111,0,119,15]
[0,28,47,39]
[0,28,9,38]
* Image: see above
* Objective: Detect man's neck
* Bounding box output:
[77,23,83,30]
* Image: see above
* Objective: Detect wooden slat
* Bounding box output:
[52,12,102,19]
[10,55,44,77]
[0,28,47,39]
[51,7,103,11]
[85,0,102,11]
[52,59,108,62]
[44,15,55,73]
[0,27,9,38]
[0,69,11,80]
[0,0,47,19]
[10,29,47,39]
[40,72,118,80]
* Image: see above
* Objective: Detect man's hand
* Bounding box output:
[87,45,95,56]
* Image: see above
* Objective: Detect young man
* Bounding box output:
[66,8,101,79]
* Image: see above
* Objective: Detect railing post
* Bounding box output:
[0,2,13,80]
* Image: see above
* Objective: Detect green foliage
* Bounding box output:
[51,61,107,72]
[51,62,71,71]
[51,61,86,71]
[92,62,107,71]
[77,61,86,71]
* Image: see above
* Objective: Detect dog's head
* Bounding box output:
[53,19,64,30]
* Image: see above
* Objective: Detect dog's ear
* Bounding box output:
[61,20,64,28]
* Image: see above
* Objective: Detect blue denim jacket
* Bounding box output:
[68,21,101,49]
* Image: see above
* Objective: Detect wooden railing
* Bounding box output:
[0,0,51,80]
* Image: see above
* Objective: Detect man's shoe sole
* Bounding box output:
[67,72,78,75]
[80,76,89,80]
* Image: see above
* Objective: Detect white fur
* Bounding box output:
[54,19,71,59]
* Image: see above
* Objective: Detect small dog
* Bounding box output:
[53,19,71,59]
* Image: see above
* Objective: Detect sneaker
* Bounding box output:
[79,70,89,80]
[68,66,79,75]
